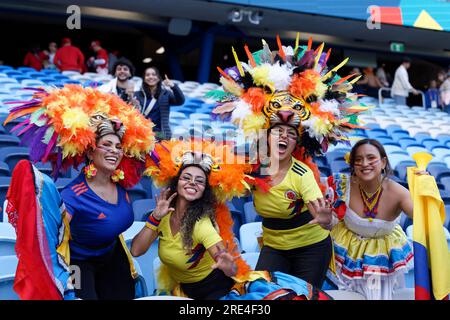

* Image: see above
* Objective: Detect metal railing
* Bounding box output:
[378,87,426,108]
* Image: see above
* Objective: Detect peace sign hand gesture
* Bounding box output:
[152,188,177,220]
[162,74,174,88]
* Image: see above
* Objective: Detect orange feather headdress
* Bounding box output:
[4,85,155,188]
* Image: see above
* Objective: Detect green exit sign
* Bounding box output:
[390,42,405,52]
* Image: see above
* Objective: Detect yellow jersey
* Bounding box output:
[158,212,222,284]
[253,157,329,250]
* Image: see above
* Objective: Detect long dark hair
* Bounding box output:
[168,164,217,251]
[349,138,393,179]
[142,66,162,99]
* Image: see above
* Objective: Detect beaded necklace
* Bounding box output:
[359,183,383,222]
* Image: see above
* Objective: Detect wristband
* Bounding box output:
[145,213,161,231]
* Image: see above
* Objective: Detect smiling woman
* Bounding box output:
[325,138,416,300]
[3,85,155,300]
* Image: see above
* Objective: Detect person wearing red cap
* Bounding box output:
[88,40,109,74]
[53,38,85,73]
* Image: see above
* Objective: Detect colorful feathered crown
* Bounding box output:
[209,34,368,156]
[144,139,269,203]
[4,85,156,188]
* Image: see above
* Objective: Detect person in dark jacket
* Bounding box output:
[133,67,185,139]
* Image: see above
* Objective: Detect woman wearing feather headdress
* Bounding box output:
[131,139,332,300]
[4,85,155,300]
[210,35,367,288]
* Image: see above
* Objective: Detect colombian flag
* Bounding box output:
[407,161,450,300]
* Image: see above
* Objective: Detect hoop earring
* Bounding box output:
[84,161,97,179]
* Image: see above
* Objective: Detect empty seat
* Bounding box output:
[0,135,20,148]
[243,201,259,224]
[239,222,262,253]
[0,146,30,172]
[241,252,260,269]
[132,198,155,221]
[330,160,350,174]
[0,255,19,300]
[126,183,148,202]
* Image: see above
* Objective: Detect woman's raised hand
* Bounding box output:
[307,198,333,229]
[162,74,174,88]
[152,188,177,220]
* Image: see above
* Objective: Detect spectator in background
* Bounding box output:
[98,58,139,103]
[425,80,441,110]
[133,67,185,139]
[87,40,109,75]
[108,50,119,74]
[23,44,44,71]
[350,67,364,94]
[391,57,419,106]
[42,41,58,70]
[54,38,85,73]
[376,63,390,87]
[440,68,450,113]
[357,67,383,98]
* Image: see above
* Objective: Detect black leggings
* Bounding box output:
[255,235,332,288]
[71,241,135,300]
[180,269,235,300]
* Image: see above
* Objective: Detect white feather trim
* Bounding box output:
[318,99,340,116]
[231,100,253,128]
[268,62,292,91]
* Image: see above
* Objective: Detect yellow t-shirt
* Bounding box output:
[253,157,329,250]
[158,213,223,284]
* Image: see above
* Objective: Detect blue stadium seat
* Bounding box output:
[0,222,16,252]
[0,146,30,172]
[243,201,258,224]
[319,166,331,177]
[132,258,148,299]
[0,66,14,72]
[0,255,19,300]
[414,133,432,144]
[375,136,394,145]
[365,123,381,130]
[54,178,73,192]
[0,78,18,85]
[241,252,259,269]
[0,135,20,148]
[239,222,262,253]
[406,146,428,157]
[13,75,31,82]
[441,177,450,192]
[132,198,156,221]
[330,160,350,174]
[325,150,349,165]
[17,67,36,73]
[127,238,158,295]
[127,183,147,202]
[436,134,450,146]
[399,212,413,231]
[366,129,387,139]
[432,147,450,161]
[0,177,12,221]
[0,161,10,177]
[314,156,328,167]
[41,69,59,74]
[21,79,45,87]
[423,139,445,151]
[428,164,450,181]
[385,125,403,136]
[62,79,81,85]
[395,160,417,180]
[3,71,22,77]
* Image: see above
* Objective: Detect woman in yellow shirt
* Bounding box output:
[252,123,333,288]
[131,163,237,299]
[131,140,334,300]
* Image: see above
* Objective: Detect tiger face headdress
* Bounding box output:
[4,85,156,187]
[209,35,368,156]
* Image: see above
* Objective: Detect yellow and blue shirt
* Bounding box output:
[61,174,134,260]
[253,157,329,250]
[158,213,222,284]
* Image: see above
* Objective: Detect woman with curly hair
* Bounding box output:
[131,160,237,300]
